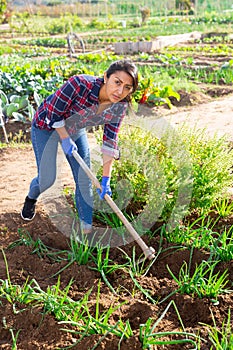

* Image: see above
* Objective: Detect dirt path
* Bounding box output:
[0,94,233,215]
[0,134,99,215]
[165,93,233,141]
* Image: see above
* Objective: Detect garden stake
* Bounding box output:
[72,150,156,261]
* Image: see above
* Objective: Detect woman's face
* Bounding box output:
[104,71,133,103]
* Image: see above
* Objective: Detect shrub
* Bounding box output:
[94,124,233,228]
[184,129,233,212]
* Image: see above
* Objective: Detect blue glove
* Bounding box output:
[61,137,77,156]
[97,176,112,200]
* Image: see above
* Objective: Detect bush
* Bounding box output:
[94,124,233,228]
[185,129,233,212]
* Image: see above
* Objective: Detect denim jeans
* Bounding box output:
[28,124,93,229]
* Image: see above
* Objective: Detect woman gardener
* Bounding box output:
[21,59,138,238]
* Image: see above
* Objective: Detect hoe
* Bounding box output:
[72,150,155,261]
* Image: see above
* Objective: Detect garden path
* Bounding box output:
[134,93,233,141]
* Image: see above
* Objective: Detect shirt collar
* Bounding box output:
[89,77,104,103]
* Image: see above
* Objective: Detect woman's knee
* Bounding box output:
[39,175,56,193]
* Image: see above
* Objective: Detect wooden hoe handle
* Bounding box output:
[72,150,155,260]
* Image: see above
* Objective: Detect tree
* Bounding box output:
[140,6,150,24]
[0,0,7,14]
[0,0,8,22]
[175,0,194,10]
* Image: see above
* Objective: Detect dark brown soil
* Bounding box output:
[0,209,233,350]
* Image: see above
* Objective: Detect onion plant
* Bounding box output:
[8,229,69,262]
[201,308,233,350]
[213,197,233,218]
[118,246,160,278]
[60,281,133,346]
[139,300,202,349]
[210,226,233,262]
[52,236,96,278]
[167,260,230,300]
[163,214,220,249]
[2,317,20,350]
[90,246,127,294]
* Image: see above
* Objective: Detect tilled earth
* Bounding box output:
[0,208,232,349]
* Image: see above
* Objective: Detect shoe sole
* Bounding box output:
[20,211,36,221]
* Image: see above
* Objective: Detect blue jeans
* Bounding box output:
[28,124,93,229]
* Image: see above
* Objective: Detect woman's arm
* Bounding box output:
[55,126,70,140]
[102,154,114,177]
[56,126,114,178]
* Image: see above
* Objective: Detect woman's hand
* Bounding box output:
[97,176,112,200]
[61,137,77,156]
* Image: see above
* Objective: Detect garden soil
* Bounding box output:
[0,93,233,349]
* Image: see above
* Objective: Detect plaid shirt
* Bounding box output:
[33,74,128,158]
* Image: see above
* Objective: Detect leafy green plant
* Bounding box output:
[139,300,201,349]
[213,197,233,218]
[167,260,230,300]
[105,124,183,224]
[210,226,233,262]
[95,124,233,230]
[134,76,180,108]
[147,85,180,109]
[201,308,233,350]
[183,129,233,213]
[0,90,29,122]
[13,37,67,48]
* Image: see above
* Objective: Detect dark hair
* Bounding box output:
[105,60,138,103]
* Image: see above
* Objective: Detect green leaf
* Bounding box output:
[12,112,27,122]
[0,90,8,105]
[161,86,180,101]
[10,95,21,103]
[18,96,29,109]
[27,104,35,121]
[6,103,19,117]
[33,91,43,107]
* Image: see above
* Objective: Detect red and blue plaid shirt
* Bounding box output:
[32,74,128,158]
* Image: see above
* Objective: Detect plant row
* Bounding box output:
[6,12,233,36]
[0,51,232,127]
[0,226,232,349]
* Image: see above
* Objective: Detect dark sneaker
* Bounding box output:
[21,196,37,221]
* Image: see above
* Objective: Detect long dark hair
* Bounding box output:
[105,60,138,103]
